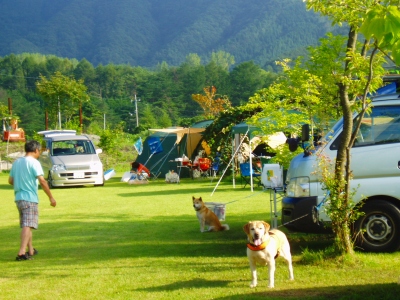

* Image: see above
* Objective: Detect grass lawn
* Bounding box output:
[0,172,400,300]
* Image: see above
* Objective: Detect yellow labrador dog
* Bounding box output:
[243,221,294,288]
[192,196,229,232]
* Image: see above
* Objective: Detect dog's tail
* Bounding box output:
[222,224,230,231]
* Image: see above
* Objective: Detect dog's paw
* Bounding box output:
[250,282,257,288]
[268,285,275,288]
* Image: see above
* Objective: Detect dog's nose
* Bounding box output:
[254,233,259,239]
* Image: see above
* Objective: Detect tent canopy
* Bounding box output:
[232,118,287,149]
[135,120,213,178]
[231,122,263,140]
[149,120,212,158]
[149,127,206,158]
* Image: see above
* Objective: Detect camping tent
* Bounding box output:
[231,120,287,191]
[134,120,212,178]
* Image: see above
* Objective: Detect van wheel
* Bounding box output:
[353,200,400,252]
[47,172,54,189]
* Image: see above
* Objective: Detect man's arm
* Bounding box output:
[38,175,57,207]
[8,176,14,186]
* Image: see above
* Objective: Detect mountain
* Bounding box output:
[0,0,338,67]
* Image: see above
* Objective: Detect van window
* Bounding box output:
[51,140,96,156]
[330,105,400,150]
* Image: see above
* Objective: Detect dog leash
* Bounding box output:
[277,214,309,228]
[219,189,310,229]
[223,188,268,205]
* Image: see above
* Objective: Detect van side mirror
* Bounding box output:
[302,124,310,142]
[96,149,103,154]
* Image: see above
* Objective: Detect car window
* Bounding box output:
[51,140,96,155]
[330,105,400,150]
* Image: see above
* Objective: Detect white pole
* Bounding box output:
[249,129,254,192]
[211,128,249,197]
[135,94,139,127]
[58,97,61,130]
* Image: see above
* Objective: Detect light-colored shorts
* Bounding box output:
[16,200,38,229]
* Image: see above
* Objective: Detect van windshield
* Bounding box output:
[320,118,344,144]
[51,140,96,156]
[329,105,400,150]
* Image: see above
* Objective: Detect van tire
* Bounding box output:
[353,200,400,252]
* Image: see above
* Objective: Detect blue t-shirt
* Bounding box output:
[10,156,44,203]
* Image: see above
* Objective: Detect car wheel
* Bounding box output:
[95,178,104,187]
[353,200,400,252]
[47,172,54,189]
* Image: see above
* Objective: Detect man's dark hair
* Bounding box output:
[25,140,41,153]
[131,161,140,170]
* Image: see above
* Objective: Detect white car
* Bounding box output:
[38,130,104,188]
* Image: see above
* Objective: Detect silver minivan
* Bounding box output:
[38,130,104,188]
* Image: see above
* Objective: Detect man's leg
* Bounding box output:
[18,226,32,256]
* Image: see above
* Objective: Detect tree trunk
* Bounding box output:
[332,27,358,255]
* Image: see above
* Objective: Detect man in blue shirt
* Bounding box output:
[9,140,57,261]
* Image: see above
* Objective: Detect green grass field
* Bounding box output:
[1,172,400,300]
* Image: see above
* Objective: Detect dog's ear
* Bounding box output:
[199,197,202,202]
[192,196,195,200]
[262,221,271,232]
[243,223,250,234]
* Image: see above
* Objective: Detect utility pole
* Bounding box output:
[132,94,140,127]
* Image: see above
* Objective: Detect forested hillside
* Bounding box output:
[0,53,278,138]
[0,0,338,68]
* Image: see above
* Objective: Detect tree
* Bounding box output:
[302,0,400,254]
[36,71,90,129]
[191,86,231,119]
[0,54,25,91]
[209,51,235,71]
[229,61,273,106]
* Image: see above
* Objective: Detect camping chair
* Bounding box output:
[211,155,222,177]
[198,158,211,178]
[239,162,261,188]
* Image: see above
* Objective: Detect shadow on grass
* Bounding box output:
[213,283,400,300]
[1,213,265,264]
[135,278,232,291]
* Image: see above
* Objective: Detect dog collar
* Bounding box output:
[247,242,267,251]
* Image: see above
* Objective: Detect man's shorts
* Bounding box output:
[16,200,38,229]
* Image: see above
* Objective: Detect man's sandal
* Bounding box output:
[26,248,38,257]
[16,254,32,261]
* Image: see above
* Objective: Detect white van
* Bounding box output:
[38,130,104,188]
[282,92,400,252]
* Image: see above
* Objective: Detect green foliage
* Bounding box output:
[360,3,400,65]
[0,0,334,67]
[36,71,90,129]
[98,124,125,153]
[269,144,303,170]
[0,52,278,134]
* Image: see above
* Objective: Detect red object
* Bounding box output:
[137,163,151,177]
[3,130,25,142]
[198,158,211,171]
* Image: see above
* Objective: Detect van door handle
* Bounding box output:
[398,161,400,169]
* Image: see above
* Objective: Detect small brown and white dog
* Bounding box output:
[192,196,229,232]
[243,221,294,288]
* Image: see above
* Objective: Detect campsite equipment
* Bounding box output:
[261,164,283,188]
[205,202,226,221]
[239,162,261,188]
[198,157,211,177]
[134,120,212,178]
[2,98,25,142]
[104,169,116,181]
